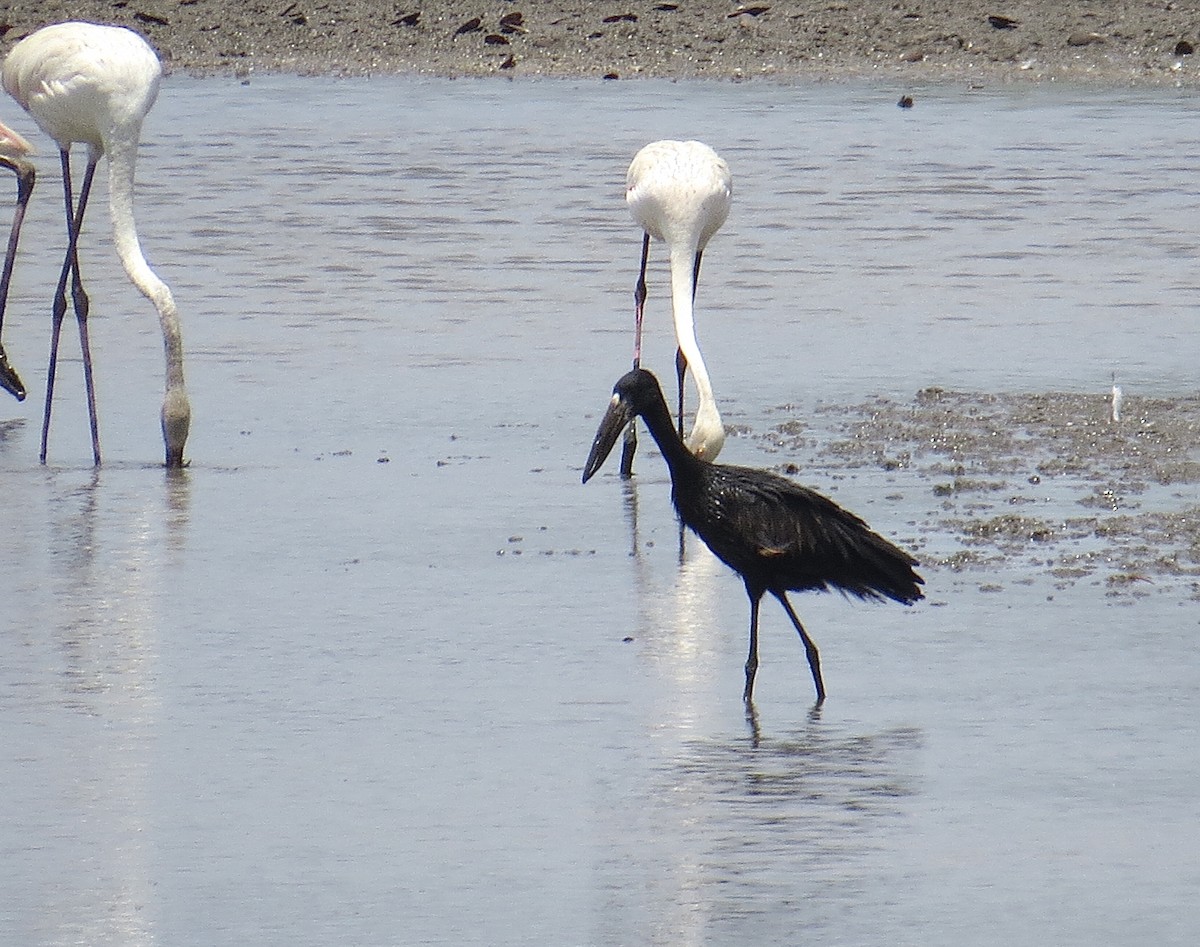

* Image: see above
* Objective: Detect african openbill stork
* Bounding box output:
[583,368,925,704]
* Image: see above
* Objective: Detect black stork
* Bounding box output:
[583,368,925,704]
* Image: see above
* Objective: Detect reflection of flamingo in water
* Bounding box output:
[621,139,731,477]
[3,21,190,466]
[585,369,925,705]
[0,117,34,401]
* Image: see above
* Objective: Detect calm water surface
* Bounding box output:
[1,76,1198,945]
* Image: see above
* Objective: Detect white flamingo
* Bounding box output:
[3,21,190,467]
[621,139,731,477]
[0,117,34,401]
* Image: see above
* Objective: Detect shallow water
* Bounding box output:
[1,77,1198,946]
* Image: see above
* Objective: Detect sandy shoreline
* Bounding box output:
[3,1,1200,85]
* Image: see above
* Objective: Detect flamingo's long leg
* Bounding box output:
[0,156,34,400]
[43,150,100,465]
[620,231,653,479]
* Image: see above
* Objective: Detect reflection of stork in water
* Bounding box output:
[3,21,190,466]
[621,139,731,477]
[584,369,925,705]
[0,117,34,401]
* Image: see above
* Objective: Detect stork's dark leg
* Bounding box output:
[621,232,652,479]
[774,591,826,704]
[743,589,763,703]
[0,157,34,401]
[43,150,100,465]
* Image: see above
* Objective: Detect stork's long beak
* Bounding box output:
[582,392,634,483]
[0,343,26,401]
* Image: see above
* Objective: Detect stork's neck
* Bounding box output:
[638,383,703,483]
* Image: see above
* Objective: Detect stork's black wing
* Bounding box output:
[678,463,924,604]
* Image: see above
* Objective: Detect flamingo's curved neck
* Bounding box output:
[668,242,723,459]
[106,135,185,393]
[668,244,711,403]
[106,132,190,465]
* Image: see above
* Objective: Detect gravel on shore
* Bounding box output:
[3,1,1200,85]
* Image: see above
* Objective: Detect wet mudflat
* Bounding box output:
[759,388,1200,598]
[0,76,1197,945]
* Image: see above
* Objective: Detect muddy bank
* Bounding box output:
[750,389,1200,600]
[3,1,1200,84]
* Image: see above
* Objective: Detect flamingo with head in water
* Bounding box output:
[620,139,731,477]
[3,20,190,467]
[0,117,34,402]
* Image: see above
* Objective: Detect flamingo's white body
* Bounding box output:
[3,21,190,467]
[0,118,34,400]
[626,139,731,463]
